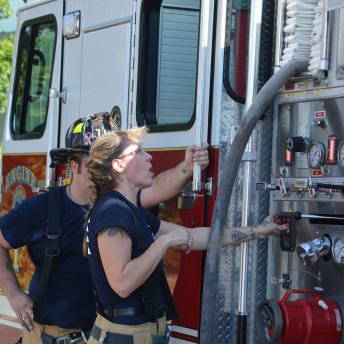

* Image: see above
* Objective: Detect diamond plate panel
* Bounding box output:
[213,94,273,343]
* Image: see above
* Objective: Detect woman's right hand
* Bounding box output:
[8,291,34,331]
[161,227,190,249]
[255,213,288,239]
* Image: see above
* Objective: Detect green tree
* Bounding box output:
[0,0,11,21]
[0,33,14,117]
[0,0,14,136]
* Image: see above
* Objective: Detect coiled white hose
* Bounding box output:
[281,0,320,68]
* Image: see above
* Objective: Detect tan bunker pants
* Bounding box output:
[87,313,168,344]
[22,322,86,344]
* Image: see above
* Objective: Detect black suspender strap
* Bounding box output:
[130,206,178,321]
[33,187,62,322]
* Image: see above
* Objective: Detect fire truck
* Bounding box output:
[1,0,344,343]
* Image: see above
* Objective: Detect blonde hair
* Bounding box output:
[87,127,147,204]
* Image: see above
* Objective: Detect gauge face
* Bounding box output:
[337,141,344,167]
[307,142,325,169]
[332,237,344,265]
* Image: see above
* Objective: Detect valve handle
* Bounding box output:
[280,289,320,304]
[256,299,283,344]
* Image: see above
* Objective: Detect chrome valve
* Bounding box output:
[256,182,280,191]
[297,235,331,266]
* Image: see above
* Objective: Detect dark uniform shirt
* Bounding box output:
[87,190,161,325]
[0,187,96,329]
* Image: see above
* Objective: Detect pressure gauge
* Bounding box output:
[332,236,344,265]
[337,141,344,167]
[307,142,326,169]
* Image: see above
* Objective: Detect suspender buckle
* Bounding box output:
[46,227,62,240]
[55,336,71,344]
[45,227,62,256]
[54,333,85,344]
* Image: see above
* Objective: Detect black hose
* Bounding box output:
[236,314,248,344]
[258,0,275,91]
[313,182,344,191]
[223,46,246,104]
[199,59,309,344]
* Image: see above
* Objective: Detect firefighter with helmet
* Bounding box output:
[0,112,210,344]
[85,128,287,344]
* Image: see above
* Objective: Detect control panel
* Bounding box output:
[279,213,297,252]
[262,96,344,298]
[263,99,344,202]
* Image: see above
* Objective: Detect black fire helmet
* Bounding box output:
[49,112,118,167]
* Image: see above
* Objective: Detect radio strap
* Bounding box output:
[33,187,62,322]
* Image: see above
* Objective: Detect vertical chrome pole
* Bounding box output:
[46,88,60,187]
[274,0,285,72]
[237,0,263,343]
[193,0,211,192]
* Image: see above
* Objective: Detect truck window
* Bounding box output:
[137,0,200,131]
[223,2,249,102]
[11,16,56,139]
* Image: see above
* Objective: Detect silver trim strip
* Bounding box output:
[83,16,132,34]
[0,318,22,329]
[169,337,195,344]
[17,0,56,14]
[170,325,198,338]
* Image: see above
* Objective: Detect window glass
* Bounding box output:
[12,26,31,135]
[225,2,250,99]
[11,18,56,138]
[138,0,200,130]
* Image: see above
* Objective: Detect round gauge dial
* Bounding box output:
[307,142,326,169]
[332,236,344,265]
[337,141,344,167]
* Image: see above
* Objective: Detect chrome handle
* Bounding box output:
[179,192,198,201]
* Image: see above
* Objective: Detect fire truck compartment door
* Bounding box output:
[3,1,63,156]
[136,0,211,149]
[0,0,63,328]
[78,18,132,129]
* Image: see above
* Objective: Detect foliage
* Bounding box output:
[0,33,14,118]
[0,0,11,22]
[0,0,14,133]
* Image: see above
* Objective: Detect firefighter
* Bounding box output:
[0,113,209,344]
[86,129,287,344]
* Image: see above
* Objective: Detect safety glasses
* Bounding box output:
[118,146,144,159]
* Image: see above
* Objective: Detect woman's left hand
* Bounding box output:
[184,143,209,174]
[254,213,288,239]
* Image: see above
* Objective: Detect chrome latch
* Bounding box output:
[49,87,67,104]
[179,192,198,201]
[204,177,213,196]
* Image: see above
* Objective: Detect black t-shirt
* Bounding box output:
[0,187,96,329]
[87,190,161,324]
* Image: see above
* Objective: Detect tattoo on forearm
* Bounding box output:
[101,227,124,238]
[231,230,249,242]
[259,219,270,227]
[181,168,188,175]
[249,227,257,240]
